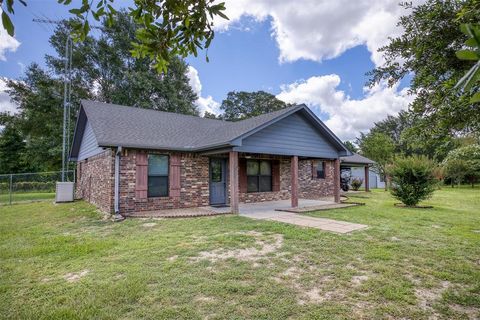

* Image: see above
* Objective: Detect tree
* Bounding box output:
[203,111,220,120]
[220,91,292,121]
[400,124,459,162]
[368,111,416,155]
[0,125,28,174]
[443,158,469,187]
[454,2,480,102]
[343,141,358,153]
[432,165,446,188]
[443,144,480,187]
[46,12,199,114]
[455,23,480,103]
[357,132,395,191]
[368,0,480,139]
[357,109,458,161]
[1,0,228,72]
[4,64,81,172]
[2,13,199,172]
[389,156,437,207]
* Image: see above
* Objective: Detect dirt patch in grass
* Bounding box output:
[351,275,369,286]
[195,295,216,303]
[282,266,301,277]
[142,222,157,228]
[449,303,479,319]
[298,288,323,305]
[167,255,178,262]
[415,280,451,317]
[276,257,376,307]
[191,231,284,263]
[414,280,479,319]
[296,277,340,305]
[63,269,90,283]
[274,260,341,305]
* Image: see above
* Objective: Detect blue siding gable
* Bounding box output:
[234,112,339,158]
[78,120,103,161]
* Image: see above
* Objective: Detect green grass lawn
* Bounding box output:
[0,188,479,319]
[0,192,55,205]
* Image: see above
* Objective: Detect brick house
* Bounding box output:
[70,100,352,217]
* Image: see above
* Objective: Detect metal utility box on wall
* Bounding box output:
[56,182,75,202]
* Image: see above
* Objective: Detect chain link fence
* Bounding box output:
[0,171,75,205]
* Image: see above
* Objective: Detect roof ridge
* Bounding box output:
[81,99,227,124]
[234,104,302,124]
[81,100,302,128]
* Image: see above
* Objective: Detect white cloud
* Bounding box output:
[186,66,221,115]
[215,0,420,66]
[0,10,20,61]
[277,74,413,141]
[0,78,18,114]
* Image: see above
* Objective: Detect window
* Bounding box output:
[316,161,326,179]
[210,159,222,182]
[148,154,169,197]
[247,160,272,192]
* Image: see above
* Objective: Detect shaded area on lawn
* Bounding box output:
[0,188,479,319]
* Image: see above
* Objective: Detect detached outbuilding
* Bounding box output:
[70,100,351,217]
[340,153,384,190]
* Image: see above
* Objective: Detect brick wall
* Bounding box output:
[76,148,336,214]
[236,154,335,203]
[75,149,115,213]
[299,160,335,199]
[119,149,210,215]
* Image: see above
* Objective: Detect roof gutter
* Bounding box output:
[97,142,236,153]
[113,146,125,222]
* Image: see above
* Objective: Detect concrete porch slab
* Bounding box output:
[275,202,360,213]
[208,199,368,234]
[127,207,232,218]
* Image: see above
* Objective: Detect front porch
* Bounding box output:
[208,151,342,214]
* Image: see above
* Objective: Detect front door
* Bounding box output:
[209,158,226,205]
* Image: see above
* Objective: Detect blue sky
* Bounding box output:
[0,0,415,140]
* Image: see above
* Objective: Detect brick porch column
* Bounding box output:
[334,158,340,203]
[364,165,370,192]
[291,155,299,208]
[229,151,239,214]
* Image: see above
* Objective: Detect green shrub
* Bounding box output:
[350,177,363,191]
[389,156,437,207]
[13,181,56,192]
[443,158,469,186]
[443,144,480,187]
[0,181,55,193]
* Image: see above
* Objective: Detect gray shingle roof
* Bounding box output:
[340,153,375,165]
[81,100,301,151]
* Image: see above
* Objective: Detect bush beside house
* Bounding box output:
[350,177,364,191]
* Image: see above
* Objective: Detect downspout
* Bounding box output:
[114,146,125,221]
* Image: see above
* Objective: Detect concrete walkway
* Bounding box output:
[209,199,367,234]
